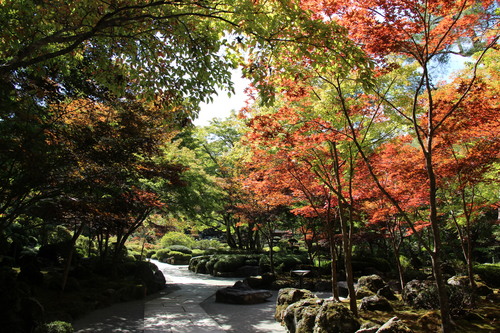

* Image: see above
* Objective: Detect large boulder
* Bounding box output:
[275,288,316,322]
[376,317,413,333]
[357,275,386,293]
[356,286,376,299]
[237,265,260,277]
[313,300,361,333]
[447,275,492,296]
[283,297,323,333]
[359,295,393,312]
[216,280,272,305]
[402,280,436,308]
[377,285,397,300]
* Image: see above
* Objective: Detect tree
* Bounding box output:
[242,2,498,331]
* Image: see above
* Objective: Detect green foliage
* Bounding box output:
[474,263,500,288]
[213,255,247,273]
[168,245,192,255]
[160,232,195,249]
[153,249,171,263]
[169,251,192,262]
[35,321,74,333]
[48,226,72,244]
[193,239,224,250]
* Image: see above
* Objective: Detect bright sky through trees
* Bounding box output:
[194,68,250,126]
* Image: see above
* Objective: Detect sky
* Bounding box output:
[193,55,468,127]
[193,68,250,127]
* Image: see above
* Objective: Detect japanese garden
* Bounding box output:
[0,1,498,332]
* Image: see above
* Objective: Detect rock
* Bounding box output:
[357,274,387,293]
[447,275,469,286]
[476,283,493,296]
[376,317,413,332]
[377,285,397,300]
[313,300,361,333]
[356,286,376,299]
[237,265,260,277]
[216,280,272,305]
[359,295,393,312]
[283,297,323,333]
[355,322,381,333]
[402,279,436,308]
[275,288,317,322]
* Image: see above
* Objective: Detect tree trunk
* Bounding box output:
[328,230,339,300]
[61,222,85,293]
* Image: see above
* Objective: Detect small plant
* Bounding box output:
[35,321,73,333]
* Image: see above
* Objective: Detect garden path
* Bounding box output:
[74,260,285,333]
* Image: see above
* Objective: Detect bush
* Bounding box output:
[154,249,171,262]
[213,255,247,273]
[168,245,192,254]
[193,239,223,250]
[273,253,309,273]
[146,250,156,259]
[35,321,74,333]
[474,263,500,287]
[160,232,195,248]
[169,251,192,262]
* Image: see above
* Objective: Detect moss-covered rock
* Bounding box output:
[377,316,414,333]
[357,274,386,293]
[356,286,376,299]
[359,295,393,312]
[283,298,323,333]
[275,288,316,322]
[313,300,360,333]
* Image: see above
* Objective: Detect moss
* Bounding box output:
[474,264,500,287]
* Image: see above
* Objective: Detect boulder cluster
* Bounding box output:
[274,286,413,333]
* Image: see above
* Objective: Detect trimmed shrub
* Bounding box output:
[169,251,192,262]
[213,255,247,273]
[168,245,192,254]
[154,249,171,262]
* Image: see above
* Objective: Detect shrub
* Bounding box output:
[169,251,191,261]
[168,245,192,254]
[35,321,73,333]
[273,253,309,273]
[213,255,247,273]
[474,263,500,287]
[160,232,195,248]
[191,249,204,256]
[154,249,171,262]
[146,250,156,259]
[193,239,223,250]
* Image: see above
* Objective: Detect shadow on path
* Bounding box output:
[73,260,285,332]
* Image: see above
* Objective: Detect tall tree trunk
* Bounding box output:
[426,149,452,333]
[328,227,339,300]
[61,221,85,293]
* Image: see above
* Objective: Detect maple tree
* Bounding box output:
[240,1,499,330]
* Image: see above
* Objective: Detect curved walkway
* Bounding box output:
[74,261,285,333]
